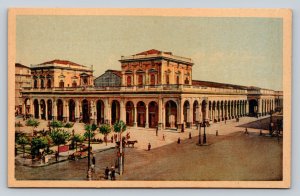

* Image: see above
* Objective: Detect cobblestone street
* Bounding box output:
[15,116,282,181]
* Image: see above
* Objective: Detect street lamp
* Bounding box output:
[203,121,207,144]
[198,122,202,145]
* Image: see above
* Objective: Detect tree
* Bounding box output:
[49,129,71,160]
[50,120,64,129]
[99,124,111,146]
[25,118,40,136]
[31,136,49,158]
[84,124,97,140]
[113,120,126,134]
[16,135,29,158]
[113,120,126,175]
[72,134,85,151]
[64,122,74,132]
[84,123,97,169]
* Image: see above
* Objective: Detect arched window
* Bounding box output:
[47,79,51,88]
[150,74,155,85]
[33,79,38,88]
[40,79,44,88]
[83,78,88,85]
[166,75,170,85]
[72,81,77,87]
[184,77,189,84]
[127,76,132,86]
[138,75,143,86]
[59,80,64,88]
[176,75,180,84]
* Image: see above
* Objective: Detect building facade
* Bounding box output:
[19,50,283,130]
[15,63,31,115]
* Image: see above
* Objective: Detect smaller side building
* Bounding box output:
[15,63,31,115]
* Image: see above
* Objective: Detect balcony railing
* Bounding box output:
[22,84,248,95]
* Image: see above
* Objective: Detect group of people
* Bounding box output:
[104,166,116,180]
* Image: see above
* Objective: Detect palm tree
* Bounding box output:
[99,124,111,146]
[84,123,97,169]
[113,120,126,175]
[25,118,40,136]
[49,129,70,161]
[16,135,29,158]
[72,134,85,151]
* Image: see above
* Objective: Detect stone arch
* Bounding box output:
[69,99,76,122]
[33,99,39,119]
[193,100,199,124]
[82,99,90,124]
[47,99,52,120]
[125,101,134,126]
[57,99,64,121]
[111,100,120,125]
[137,101,146,127]
[148,101,158,128]
[183,100,190,125]
[165,100,177,128]
[96,100,105,125]
[40,99,46,120]
[201,100,207,122]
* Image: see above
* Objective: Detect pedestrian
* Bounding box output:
[92,156,96,165]
[110,166,115,180]
[216,130,218,136]
[259,129,262,136]
[189,132,192,139]
[156,127,158,136]
[148,143,151,151]
[111,135,114,143]
[245,128,249,135]
[162,134,165,141]
[105,166,109,180]
[177,137,181,144]
[55,151,59,162]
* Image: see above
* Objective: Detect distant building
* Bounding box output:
[20,49,282,130]
[94,70,121,87]
[15,63,31,115]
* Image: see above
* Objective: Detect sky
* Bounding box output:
[16,15,283,90]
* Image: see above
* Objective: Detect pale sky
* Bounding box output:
[16,15,283,90]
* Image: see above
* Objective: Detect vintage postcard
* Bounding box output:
[8,8,292,188]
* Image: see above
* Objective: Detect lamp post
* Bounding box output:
[203,121,207,144]
[198,122,202,145]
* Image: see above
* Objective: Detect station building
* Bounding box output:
[19,49,283,130]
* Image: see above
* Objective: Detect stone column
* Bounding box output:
[179,98,184,125]
[145,105,149,128]
[22,102,26,115]
[90,100,95,124]
[205,101,209,121]
[258,99,262,115]
[188,102,193,127]
[133,106,137,127]
[158,98,163,129]
[120,100,126,123]
[45,101,48,120]
[37,101,41,119]
[53,100,57,120]
[75,100,80,122]
[63,100,68,122]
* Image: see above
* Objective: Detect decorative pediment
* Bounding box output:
[39,75,45,79]
[80,73,89,77]
[125,70,133,74]
[46,74,52,78]
[71,75,78,79]
[149,68,157,73]
[136,69,145,74]
[58,74,66,78]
